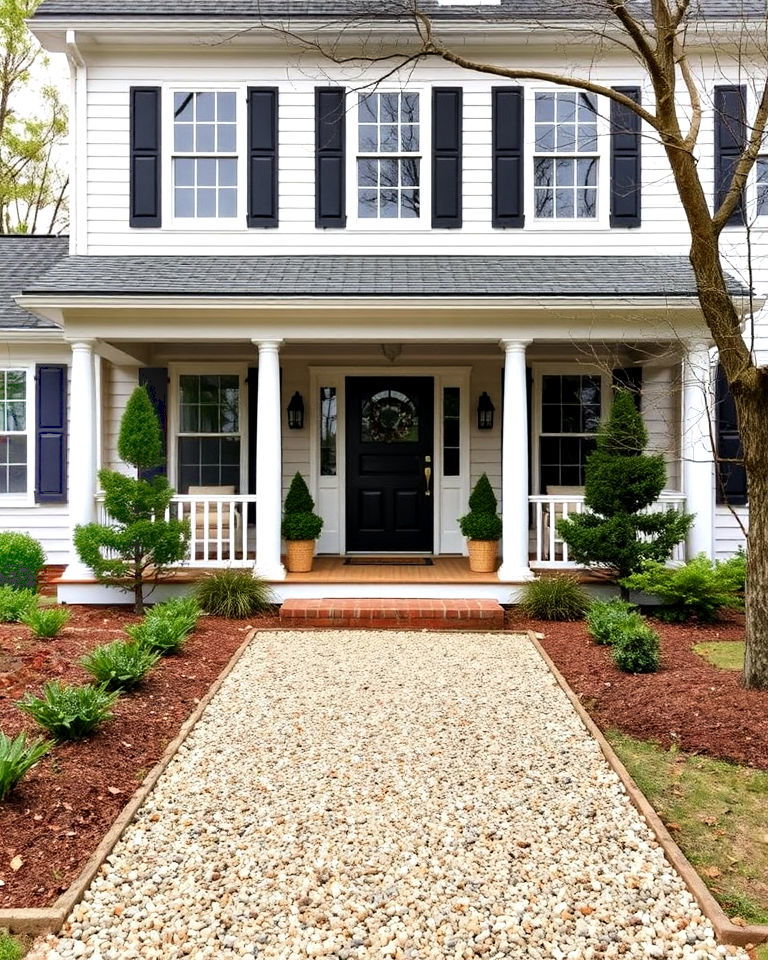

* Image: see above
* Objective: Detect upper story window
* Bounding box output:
[534,91,598,220]
[173,91,238,220]
[357,91,421,220]
[0,370,28,495]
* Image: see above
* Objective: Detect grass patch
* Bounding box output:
[606,730,768,926]
[0,930,24,960]
[694,640,745,672]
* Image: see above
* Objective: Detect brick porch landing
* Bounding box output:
[279,598,505,630]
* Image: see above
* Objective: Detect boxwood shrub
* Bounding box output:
[612,621,661,674]
[0,532,45,591]
[586,598,641,645]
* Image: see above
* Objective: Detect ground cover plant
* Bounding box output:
[520,575,589,621]
[126,614,191,654]
[586,598,640,645]
[622,554,745,623]
[0,586,37,623]
[194,569,273,619]
[0,731,52,801]
[18,682,120,740]
[611,620,661,674]
[80,640,160,691]
[21,605,70,638]
[0,533,46,591]
[0,931,23,960]
[146,595,201,634]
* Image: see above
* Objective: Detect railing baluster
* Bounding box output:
[535,501,543,563]
[561,502,569,564]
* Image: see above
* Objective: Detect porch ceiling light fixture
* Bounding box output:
[287,391,305,430]
[477,392,495,430]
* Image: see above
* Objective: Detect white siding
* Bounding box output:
[103,362,138,474]
[715,505,748,560]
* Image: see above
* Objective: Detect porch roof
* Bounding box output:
[0,236,68,330]
[20,254,749,300]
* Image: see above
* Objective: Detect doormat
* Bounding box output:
[344,557,434,566]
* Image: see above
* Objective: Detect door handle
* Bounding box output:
[424,456,432,497]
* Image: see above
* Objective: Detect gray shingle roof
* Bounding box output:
[0,236,69,330]
[22,254,746,298]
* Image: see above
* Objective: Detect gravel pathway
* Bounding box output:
[30,631,745,960]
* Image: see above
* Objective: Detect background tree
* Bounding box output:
[74,386,189,614]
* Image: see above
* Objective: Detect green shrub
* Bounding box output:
[18,682,120,740]
[612,621,661,673]
[126,615,190,654]
[146,595,200,635]
[0,731,53,801]
[0,586,38,623]
[621,554,744,623]
[0,532,46,591]
[586,598,641,645]
[459,473,502,541]
[194,569,274,619]
[21,605,70,638]
[282,473,324,541]
[520,575,590,621]
[80,640,160,690]
[0,930,24,960]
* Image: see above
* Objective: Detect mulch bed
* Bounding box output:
[506,609,768,773]
[0,605,281,910]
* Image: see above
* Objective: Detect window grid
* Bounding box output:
[320,387,337,477]
[357,92,421,220]
[534,91,599,220]
[0,370,27,495]
[443,387,461,477]
[539,374,602,493]
[757,157,768,217]
[177,374,241,494]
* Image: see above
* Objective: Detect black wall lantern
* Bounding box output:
[287,391,305,430]
[477,392,495,430]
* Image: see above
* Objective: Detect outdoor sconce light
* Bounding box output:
[477,392,495,430]
[287,391,305,430]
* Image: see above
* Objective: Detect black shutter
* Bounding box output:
[315,87,346,228]
[130,87,161,228]
[716,363,747,504]
[247,87,278,228]
[492,86,524,228]
[612,366,643,410]
[610,87,642,228]
[432,87,462,228]
[714,85,746,227]
[138,367,168,481]
[35,364,67,504]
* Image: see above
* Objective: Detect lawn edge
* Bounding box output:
[528,630,768,949]
[0,625,259,938]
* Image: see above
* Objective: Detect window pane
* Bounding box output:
[535,125,555,151]
[219,158,238,187]
[535,191,554,218]
[401,124,419,152]
[380,93,399,122]
[380,125,399,152]
[174,124,194,152]
[380,190,398,218]
[577,189,597,219]
[534,158,553,187]
[217,123,236,152]
[196,124,216,152]
[196,92,215,121]
[535,92,555,122]
[175,158,195,187]
[197,189,216,218]
[555,159,574,186]
[174,92,193,121]
[219,189,237,218]
[359,94,377,123]
[577,158,597,186]
[6,373,25,400]
[401,190,419,217]
[359,124,378,152]
[320,387,337,477]
[5,403,25,431]
[556,124,577,152]
[556,93,577,121]
[380,158,399,187]
[358,190,378,218]
[197,158,216,186]
[555,189,574,218]
[578,93,597,118]
[8,465,26,493]
[401,92,419,122]
[358,158,378,187]
[217,92,236,122]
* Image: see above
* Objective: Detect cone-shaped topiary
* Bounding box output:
[117,385,164,472]
[282,472,324,541]
[459,472,502,541]
[468,472,498,514]
[283,472,315,515]
[558,389,693,598]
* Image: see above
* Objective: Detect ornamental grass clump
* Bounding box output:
[81,639,161,691]
[0,730,53,801]
[125,615,190,654]
[586,598,641,645]
[520,574,590,621]
[18,682,120,740]
[21,605,70,638]
[193,569,274,619]
[0,586,38,623]
[0,532,45,591]
[281,472,324,542]
[612,620,661,674]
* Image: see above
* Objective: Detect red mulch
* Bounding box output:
[506,609,768,772]
[0,605,281,910]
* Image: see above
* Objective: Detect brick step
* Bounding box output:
[279,598,505,630]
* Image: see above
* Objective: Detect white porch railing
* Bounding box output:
[529,491,688,568]
[96,493,257,568]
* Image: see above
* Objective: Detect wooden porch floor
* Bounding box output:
[284,556,500,584]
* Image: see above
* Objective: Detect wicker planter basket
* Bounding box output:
[467,539,498,574]
[285,539,316,573]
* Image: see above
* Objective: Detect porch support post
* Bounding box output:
[253,339,286,581]
[64,339,98,578]
[681,338,715,559]
[498,339,534,582]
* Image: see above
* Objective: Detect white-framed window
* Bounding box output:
[0,369,28,496]
[175,372,244,494]
[533,90,600,221]
[172,90,238,220]
[756,156,768,218]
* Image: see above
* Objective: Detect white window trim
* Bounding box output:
[162,84,247,232]
[0,366,35,506]
[346,86,432,231]
[525,86,611,231]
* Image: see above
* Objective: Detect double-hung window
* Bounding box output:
[539,373,602,491]
[534,91,599,220]
[757,156,768,218]
[177,374,242,493]
[0,370,28,495]
[357,91,421,220]
[173,91,238,220]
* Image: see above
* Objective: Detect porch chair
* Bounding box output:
[187,485,242,560]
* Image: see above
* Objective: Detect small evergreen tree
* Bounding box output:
[73,386,189,613]
[558,390,693,599]
[282,472,323,541]
[459,473,502,541]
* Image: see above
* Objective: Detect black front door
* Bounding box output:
[346,377,434,552]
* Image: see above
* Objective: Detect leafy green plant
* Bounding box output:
[281,473,323,541]
[18,682,120,740]
[193,569,274,619]
[621,554,744,623]
[146,595,200,636]
[586,598,641,645]
[0,930,24,960]
[459,473,502,541]
[0,585,38,623]
[612,621,661,673]
[21,605,70,638]
[0,532,45,590]
[0,730,53,801]
[80,640,160,690]
[520,575,590,621]
[126,616,190,654]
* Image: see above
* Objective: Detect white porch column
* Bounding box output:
[253,339,286,580]
[65,340,98,578]
[498,339,534,582]
[681,339,715,559]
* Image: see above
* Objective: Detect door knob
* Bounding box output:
[424,457,432,497]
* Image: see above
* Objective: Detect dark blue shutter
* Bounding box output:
[716,363,747,504]
[492,86,524,228]
[432,87,462,228]
[35,364,67,504]
[610,87,642,228]
[315,87,346,228]
[130,87,161,228]
[714,85,746,226]
[247,87,278,228]
[612,366,643,410]
[138,367,168,481]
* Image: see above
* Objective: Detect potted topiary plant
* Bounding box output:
[459,473,503,573]
[282,472,324,573]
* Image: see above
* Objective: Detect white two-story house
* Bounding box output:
[0,0,762,602]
